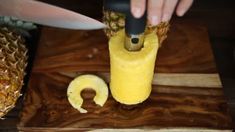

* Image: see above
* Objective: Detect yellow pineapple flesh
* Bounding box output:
[67,74,109,113]
[0,27,28,118]
[109,30,158,104]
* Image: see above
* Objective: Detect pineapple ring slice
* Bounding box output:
[67,74,108,113]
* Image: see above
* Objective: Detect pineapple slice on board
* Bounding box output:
[0,27,28,118]
[67,74,108,113]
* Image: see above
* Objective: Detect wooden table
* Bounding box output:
[18,19,233,131]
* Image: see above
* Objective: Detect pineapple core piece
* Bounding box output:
[109,30,159,105]
[67,75,108,113]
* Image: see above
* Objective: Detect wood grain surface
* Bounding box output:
[59,72,222,88]
[32,20,217,73]
[18,19,233,131]
[18,73,231,130]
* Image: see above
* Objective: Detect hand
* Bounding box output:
[131,0,194,25]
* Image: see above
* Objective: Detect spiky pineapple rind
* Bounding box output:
[0,27,27,118]
[103,10,170,46]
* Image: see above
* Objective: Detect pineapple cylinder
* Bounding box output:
[109,30,159,105]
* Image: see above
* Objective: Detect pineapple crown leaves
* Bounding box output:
[0,16,37,30]
[0,16,37,37]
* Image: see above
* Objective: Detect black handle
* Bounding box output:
[104,0,146,35]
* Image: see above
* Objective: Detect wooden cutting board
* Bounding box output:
[18,19,233,131]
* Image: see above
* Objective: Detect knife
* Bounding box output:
[0,0,106,30]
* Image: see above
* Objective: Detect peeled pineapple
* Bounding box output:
[0,27,28,118]
[103,11,170,45]
[109,30,158,105]
[67,74,108,113]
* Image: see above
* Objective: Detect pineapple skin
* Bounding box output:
[103,11,170,46]
[0,27,28,118]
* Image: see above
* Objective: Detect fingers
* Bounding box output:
[131,0,194,26]
[148,0,164,25]
[131,0,146,18]
[162,0,178,22]
[176,0,194,16]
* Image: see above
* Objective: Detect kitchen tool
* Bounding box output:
[104,0,147,51]
[0,0,106,30]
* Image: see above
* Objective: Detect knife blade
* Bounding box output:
[0,0,106,30]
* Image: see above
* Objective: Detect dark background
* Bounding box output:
[1,0,235,131]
